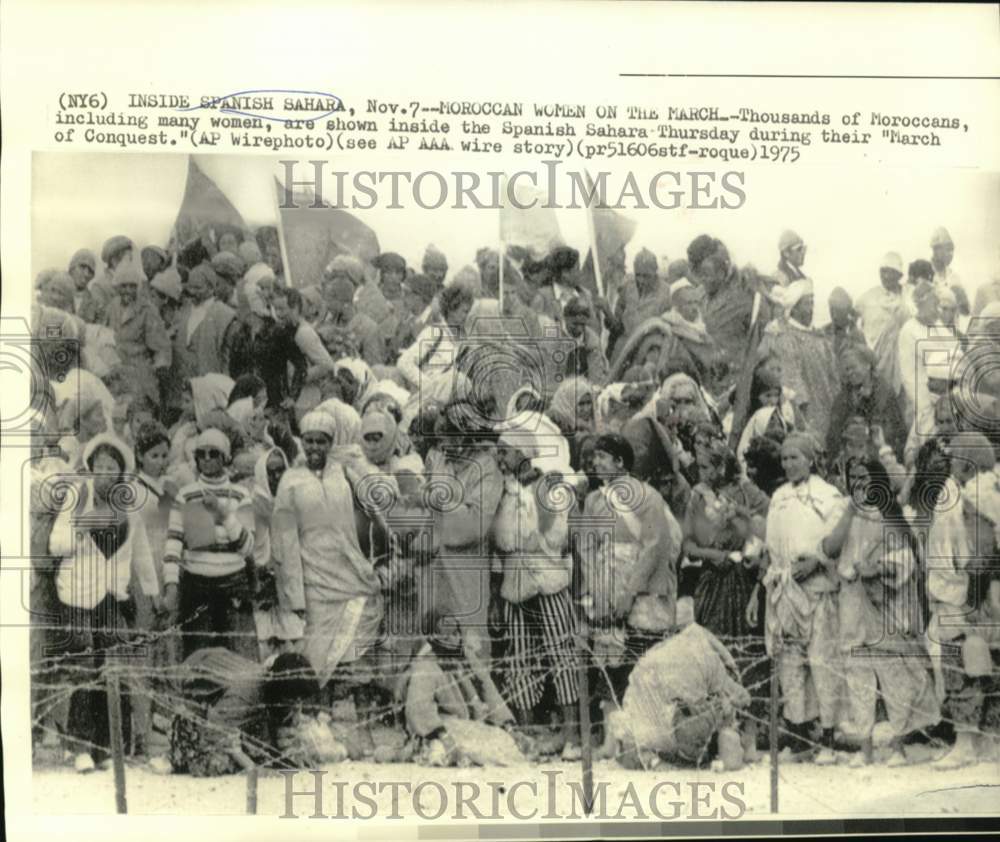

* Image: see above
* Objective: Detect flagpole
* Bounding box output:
[271,176,294,288]
[583,170,605,300]
[498,174,506,307]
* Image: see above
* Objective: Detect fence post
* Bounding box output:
[106,670,128,814]
[769,647,780,814]
[577,627,594,817]
[246,766,259,815]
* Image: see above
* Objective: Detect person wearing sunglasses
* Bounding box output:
[775,230,807,289]
[162,428,258,659]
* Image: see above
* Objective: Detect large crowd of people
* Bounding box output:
[27,220,1000,778]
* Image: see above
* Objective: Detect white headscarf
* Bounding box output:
[242,263,276,317]
[300,409,337,440]
[334,358,376,407]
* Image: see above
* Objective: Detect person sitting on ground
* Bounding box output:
[603,622,751,771]
[400,615,528,768]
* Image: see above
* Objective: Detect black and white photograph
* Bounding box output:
[2,1,1000,838]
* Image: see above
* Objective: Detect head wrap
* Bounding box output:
[300,409,336,440]
[781,432,816,464]
[326,254,364,286]
[633,248,658,274]
[660,372,706,413]
[253,446,290,508]
[57,370,113,433]
[841,345,876,381]
[375,252,407,276]
[475,246,499,268]
[190,373,235,429]
[35,268,58,291]
[753,365,783,398]
[111,264,144,288]
[593,433,635,472]
[81,432,134,476]
[243,262,274,286]
[670,277,698,298]
[195,427,231,460]
[134,419,170,456]
[362,380,411,414]
[360,410,398,466]
[505,385,543,422]
[930,227,954,248]
[774,278,813,311]
[238,241,263,266]
[422,244,448,272]
[842,420,869,446]
[403,273,436,304]
[596,383,636,434]
[913,279,937,305]
[969,301,1000,339]
[44,271,76,304]
[881,252,903,273]
[666,259,690,284]
[229,450,258,484]
[69,249,97,274]
[242,263,275,316]
[299,285,328,322]
[828,286,852,311]
[228,396,255,430]
[326,276,356,304]
[314,398,363,447]
[496,409,569,468]
[334,358,375,406]
[548,376,594,430]
[101,235,134,266]
[449,264,480,293]
[779,230,804,253]
[188,262,220,290]
[141,245,169,281]
[212,251,245,282]
[151,268,183,301]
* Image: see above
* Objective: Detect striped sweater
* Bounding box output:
[162,474,256,585]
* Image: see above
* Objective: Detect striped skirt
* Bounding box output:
[503,589,579,713]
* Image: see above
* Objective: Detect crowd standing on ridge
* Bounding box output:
[28,221,1000,777]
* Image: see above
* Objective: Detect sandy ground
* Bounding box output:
[31,752,1000,820]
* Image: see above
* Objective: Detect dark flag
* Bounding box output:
[171,157,246,268]
[273,177,380,288]
[579,182,636,305]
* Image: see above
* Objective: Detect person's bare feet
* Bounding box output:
[886,749,908,767]
[561,741,582,761]
[932,733,980,770]
[814,747,837,766]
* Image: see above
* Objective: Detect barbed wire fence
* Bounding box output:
[28,605,998,817]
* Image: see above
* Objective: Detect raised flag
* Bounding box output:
[580,170,636,302]
[499,178,564,260]
[171,157,246,261]
[273,177,380,288]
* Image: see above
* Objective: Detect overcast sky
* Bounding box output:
[32,152,999,325]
